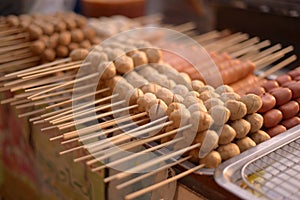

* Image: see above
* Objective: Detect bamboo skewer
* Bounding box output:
[31,83,96,101]
[116,156,191,190]
[85,120,173,155]
[243,44,282,62]
[10,73,75,92]
[46,88,112,109]
[224,37,260,54]
[22,62,89,80]
[50,112,148,141]
[104,143,200,183]
[57,104,139,130]
[0,42,30,53]
[42,92,114,123]
[18,60,81,77]
[2,58,71,80]
[0,56,40,73]
[258,55,297,79]
[30,106,72,123]
[212,34,250,53]
[15,96,69,109]
[83,116,169,149]
[124,164,204,200]
[89,125,191,171]
[254,46,294,69]
[90,137,184,170]
[230,40,271,58]
[50,100,124,125]
[59,118,149,155]
[28,72,100,99]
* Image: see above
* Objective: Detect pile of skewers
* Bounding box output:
[1,13,300,199]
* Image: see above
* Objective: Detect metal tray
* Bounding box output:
[214,124,300,200]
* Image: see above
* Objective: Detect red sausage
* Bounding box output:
[288,68,300,79]
[266,125,287,137]
[281,116,300,129]
[276,74,292,86]
[269,88,292,106]
[293,76,300,81]
[258,93,276,113]
[282,80,296,87]
[279,101,300,119]
[287,81,300,99]
[261,80,279,92]
[263,109,283,128]
[246,86,266,96]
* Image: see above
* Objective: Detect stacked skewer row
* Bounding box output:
[1,14,300,199]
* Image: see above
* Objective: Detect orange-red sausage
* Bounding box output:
[276,74,292,86]
[266,125,287,137]
[261,80,279,92]
[263,109,283,128]
[269,88,292,106]
[281,116,300,129]
[279,101,299,119]
[258,93,276,113]
[286,81,300,99]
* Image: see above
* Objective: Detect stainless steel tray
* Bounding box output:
[214,124,300,200]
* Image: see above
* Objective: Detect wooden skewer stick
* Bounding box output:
[90,137,185,171]
[116,156,191,190]
[0,42,30,53]
[1,73,71,93]
[16,96,69,109]
[230,40,271,58]
[18,60,82,77]
[62,117,149,145]
[104,143,201,183]
[255,46,294,69]
[28,72,99,99]
[0,28,22,36]
[2,58,70,80]
[124,164,204,200]
[169,22,196,33]
[204,32,245,50]
[57,107,137,139]
[0,39,27,48]
[1,91,35,104]
[50,112,148,142]
[224,36,260,54]
[42,91,113,122]
[10,98,31,106]
[30,106,72,123]
[18,108,47,118]
[0,48,31,59]
[0,33,28,43]
[195,29,230,43]
[243,43,282,62]
[59,118,148,154]
[22,62,89,80]
[86,125,191,171]
[78,115,166,144]
[258,55,297,79]
[31,83,96,101]
[73,119,179,163]
[86,120,173,155]
[212,34,250,53]
[0,52,33,64]
[5,72,75,89]
[51,100,123,125]
[57,104,139,130]
[45,87,110,109]
[0,56,40,73]
[78,117,169,152]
